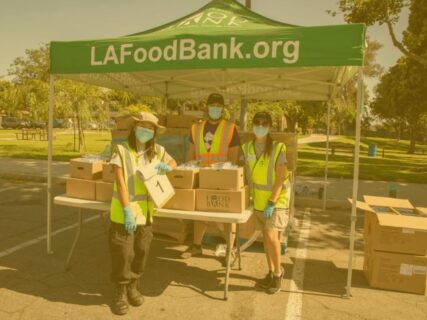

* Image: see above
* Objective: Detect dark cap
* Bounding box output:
[207,93,225,106]
[253,111,273,124]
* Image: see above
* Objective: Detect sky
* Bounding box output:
[0,0,409,94]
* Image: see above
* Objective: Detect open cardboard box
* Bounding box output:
[351,196,427,256]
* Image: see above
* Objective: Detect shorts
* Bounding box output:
[254,208,289,232]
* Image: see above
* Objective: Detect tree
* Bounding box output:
[331,0,427,65]
[371,57,427,153]
[8,44,50,83]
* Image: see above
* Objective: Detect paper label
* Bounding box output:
[402,228,415,234]
[412,266,427,275]
[400,264,413,276]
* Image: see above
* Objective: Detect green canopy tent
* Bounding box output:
[48,0,366,297]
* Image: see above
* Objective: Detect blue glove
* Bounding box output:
[263,203,275,219]
[155,162,172,175]
[123,206,137,234]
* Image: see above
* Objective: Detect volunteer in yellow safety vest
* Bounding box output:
[109,112,176,315]
[181,93,240,260]
[242,111,290,294]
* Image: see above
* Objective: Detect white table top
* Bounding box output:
[54,194,253,224]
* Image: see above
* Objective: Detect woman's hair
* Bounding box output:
[127,126,157,162]
[252,111,274,158]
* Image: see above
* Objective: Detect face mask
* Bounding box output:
[135,127,154,143]
[253,126,269,138]
[208,106,223,120]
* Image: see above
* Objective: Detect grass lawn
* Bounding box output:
[1,130,427,183]
[297,136,427,183]
[0,129,111,161]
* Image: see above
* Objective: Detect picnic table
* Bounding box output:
[15,128,54,141]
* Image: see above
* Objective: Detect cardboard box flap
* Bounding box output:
[363,195,414,209]
[348,198,376,213]
[376,214,427,231]
[416,207,427,217]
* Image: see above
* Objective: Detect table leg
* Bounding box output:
[99,211,109,235]
[224,223,232,301]
[65,209,83,271]
[236,224,241,271]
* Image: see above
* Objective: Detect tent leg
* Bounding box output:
[47,75,55,254]
[323,102,332,210]
[346,68,364,297]
[239,97,247,131]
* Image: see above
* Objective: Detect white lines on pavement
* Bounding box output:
[0,215,100,258]
[284,208,312,320]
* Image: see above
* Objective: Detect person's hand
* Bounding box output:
[263,202,275,219]
[155,162,172,175]
[123,206,137,234]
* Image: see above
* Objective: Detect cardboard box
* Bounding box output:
[152,217,192,243]
[167,168,199,189]
[137,161,175,208]
[364,250,427,295]
[164,189,196,211]
[69,158,103,180]
[166,114,200,128]
[199,167,244,190]
[352,196,427,256]
[111,129,131,139]
[66,177,97,200]
[102,162,116,182]
[114,115,133,130]
[96,180,114,202]
[196,185,249,213]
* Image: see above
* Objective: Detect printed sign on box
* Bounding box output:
[137,161,175,208]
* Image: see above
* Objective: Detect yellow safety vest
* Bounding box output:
[242,140,290,211]
[110,142,165,224]
[191,119,235,166]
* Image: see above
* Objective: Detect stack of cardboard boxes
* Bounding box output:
[166,114,201,129]
[66,158,114,201]
[152,167,200,242]
[356,196,427,295]
[196,167,249,213]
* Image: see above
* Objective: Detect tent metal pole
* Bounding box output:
[239,97,247,131]
[245,0,251,9]
[346,67,364,297]
[323,101,331,210]
[163,81,169,113]
[47,75,55,254]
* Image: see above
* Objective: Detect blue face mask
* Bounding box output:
[208,106,223,120]
[135,127,154,143]
[253,126,269,138]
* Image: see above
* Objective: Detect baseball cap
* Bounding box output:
[207,93,225,106]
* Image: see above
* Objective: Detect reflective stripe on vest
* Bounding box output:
[192,120,234,165]
[243,140,290,211]
[110,142,165,224]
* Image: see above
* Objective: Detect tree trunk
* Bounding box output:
[285,117,297,132]
[408,126,417,154]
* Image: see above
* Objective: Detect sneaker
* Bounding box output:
[266,271,284,294]
[256,271,273,289]
[180,245,203,259]
[214,243,227,257]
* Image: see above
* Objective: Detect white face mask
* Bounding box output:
[253,126,269,138]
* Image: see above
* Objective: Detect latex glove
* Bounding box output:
[263,203,275,219]
[123,206,137,234]
[155,162,172,175]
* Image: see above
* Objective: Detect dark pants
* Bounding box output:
[109,222,153,284]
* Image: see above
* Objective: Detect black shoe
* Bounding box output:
[266,272,283,294]
[112,284,129,315]
[256,271,273,289]
[127,279,145,307]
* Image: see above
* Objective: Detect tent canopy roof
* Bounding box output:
[50,0,366,101]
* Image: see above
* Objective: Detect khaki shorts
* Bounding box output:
[254,208,289,231]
